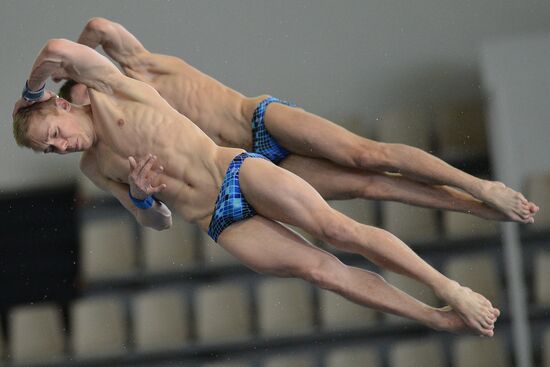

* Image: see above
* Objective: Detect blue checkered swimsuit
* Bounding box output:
[207,97,295,242]
[207,152,269,242]
[252,96,295,164]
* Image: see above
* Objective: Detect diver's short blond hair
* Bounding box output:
[12,99,58,148]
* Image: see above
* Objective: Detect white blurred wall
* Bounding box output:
[481,33,550,188]
[0,0,549,191]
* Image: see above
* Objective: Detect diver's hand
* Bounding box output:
[12,90,57,119]
[128,154,167,200]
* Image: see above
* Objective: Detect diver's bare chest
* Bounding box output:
[92,142,131,184]
[97,114,160,159]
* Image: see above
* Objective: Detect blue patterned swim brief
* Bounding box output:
[207,152,269,242]
[251,96,296,164]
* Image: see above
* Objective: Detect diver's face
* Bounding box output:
[27,100,93,154]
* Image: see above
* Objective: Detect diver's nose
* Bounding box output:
[53,139,68,153]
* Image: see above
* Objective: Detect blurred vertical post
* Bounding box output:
[481,33,550,367]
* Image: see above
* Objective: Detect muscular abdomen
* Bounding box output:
[148,57,256,150]
[90,87,227,225]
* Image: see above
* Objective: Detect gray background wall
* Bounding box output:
[481,33,550,188]
[1,0,549,191]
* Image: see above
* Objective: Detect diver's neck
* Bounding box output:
[74,104,98,148]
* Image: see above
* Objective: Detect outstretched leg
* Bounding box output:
[280,154,509,221]
[264,104,538,222]
[239,157,500,336]
[218,215,478,335]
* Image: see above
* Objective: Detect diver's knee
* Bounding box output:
[350,141,393,171]
[301,256,348,292]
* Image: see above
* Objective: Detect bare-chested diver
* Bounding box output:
[14,39,500,336]
[58,17,538,223]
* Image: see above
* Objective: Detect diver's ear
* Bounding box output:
[55,96,71,111]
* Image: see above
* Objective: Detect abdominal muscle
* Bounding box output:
[90,88,247,227]
[145,58,267,151]
[95,118,250,229]
[144,144,247,230]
